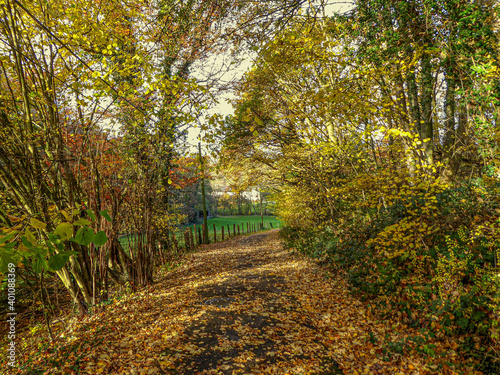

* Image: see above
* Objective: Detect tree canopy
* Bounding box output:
[1,0,500,372]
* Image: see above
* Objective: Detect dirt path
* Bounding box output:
[162,231,343,375]
[16,230,435,375]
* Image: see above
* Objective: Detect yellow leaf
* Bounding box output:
[24,228,37,244]
[54,222,73,241]
[30,218,47,230]
[61,210,71,222]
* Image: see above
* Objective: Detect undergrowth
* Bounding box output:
[281,179,500,374]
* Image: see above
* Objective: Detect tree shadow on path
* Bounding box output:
[164,232,343,374]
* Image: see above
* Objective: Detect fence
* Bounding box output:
[122,220,279,263]
[171,220,278,251]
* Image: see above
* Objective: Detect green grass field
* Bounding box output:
[192,215,281,230]
[180,215,280,244]
[119,215,281,250]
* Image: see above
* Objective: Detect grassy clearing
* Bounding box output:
[179,215,281,245]
[189,215,281,231]
[120,215,281,250]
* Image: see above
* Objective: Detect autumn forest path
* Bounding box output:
[28,230,429,375]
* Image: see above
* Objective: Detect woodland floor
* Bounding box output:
[6,230,463,375]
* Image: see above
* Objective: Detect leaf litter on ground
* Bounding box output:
[3,230,472,375]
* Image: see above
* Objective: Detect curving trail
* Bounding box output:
[22,230,437,374]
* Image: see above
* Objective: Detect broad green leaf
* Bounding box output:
[32,252,47,273]
[93,231,108,246]
[0,231,17,244]
[24,228,37,245]
[0,248,20,273]
[72,227,94,246]
[30,218,47,230]
[48,251,74,271]
[48,254,67,271]
[99,210,112,222]
[47,242,55,255]
[56,242,65,251]
[54,223,73,241]
[73,218,91,226]
[21,236,36,251]
[2,242,16,250]
[86,209,96,221]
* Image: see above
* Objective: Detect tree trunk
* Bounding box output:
[395,75,414,176]
[443,72,456,181]
[199,143,208,244]
[419,53,434,166]
[260,190,264,227]
[407,71,421,132]
[237,193,242,215]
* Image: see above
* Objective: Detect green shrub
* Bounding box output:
[280,179,500,372]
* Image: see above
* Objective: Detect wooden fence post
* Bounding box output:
[227,225,230,238]
[202,224,206,244]
[190,227,194,248]
[157,237,165,265]
[222,226,225,241]
[184,229,189,250]
[233,224,236,237]
[172,232,179,253]
[198,226,202,244]
[237,224,240,236]
[194,224,198,245]
[213,224,217,243]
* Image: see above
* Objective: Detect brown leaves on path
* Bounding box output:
[7,230,460,374]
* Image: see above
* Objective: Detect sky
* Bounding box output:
[186,0,355,151]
